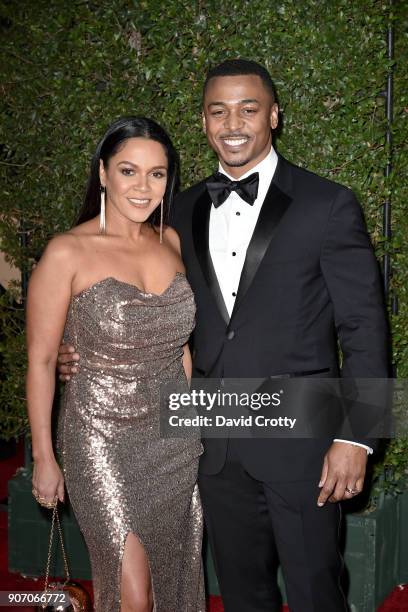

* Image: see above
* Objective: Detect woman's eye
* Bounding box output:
[121,168,134,176]
[152,171,166,178]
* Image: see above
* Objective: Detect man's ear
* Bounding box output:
[270,103,279,130]
[99,159,106,187]
[202,112,207,135]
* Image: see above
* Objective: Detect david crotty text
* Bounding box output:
[168,415,297,429]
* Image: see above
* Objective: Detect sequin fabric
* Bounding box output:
[58,273,205,611]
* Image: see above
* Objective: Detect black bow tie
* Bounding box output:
[206,171,259,208]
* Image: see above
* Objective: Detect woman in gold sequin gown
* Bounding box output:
[26,117,205,612]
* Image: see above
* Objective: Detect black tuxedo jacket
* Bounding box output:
[172,154,389,481]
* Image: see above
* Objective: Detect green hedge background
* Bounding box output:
[1,0,407,494]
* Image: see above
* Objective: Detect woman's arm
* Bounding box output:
[26,234,77,504]
[182,343,192,384]
[163,227,192,383]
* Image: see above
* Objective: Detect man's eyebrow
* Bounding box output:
[239,98,259,104]
[208,98,260,107]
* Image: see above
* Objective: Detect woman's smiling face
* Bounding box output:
[100,137,168,225]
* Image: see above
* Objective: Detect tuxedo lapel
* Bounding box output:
[192,189,230,325]
[230,156,293,320]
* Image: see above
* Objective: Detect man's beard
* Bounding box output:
[222,156,251,168]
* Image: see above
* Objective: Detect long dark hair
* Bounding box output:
[75,116,180,230]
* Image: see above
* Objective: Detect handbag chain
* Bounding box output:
[43,502,71,595]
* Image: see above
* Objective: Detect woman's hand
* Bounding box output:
[32,457,65,507]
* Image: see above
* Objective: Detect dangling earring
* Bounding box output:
[99,186,106,235]
[159,198,164,244]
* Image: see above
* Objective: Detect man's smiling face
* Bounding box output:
[202,74,279,178]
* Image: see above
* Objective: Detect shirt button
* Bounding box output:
[232,292,236,297]
[236,211,241,216]
[226,330,235,340]
[232,251,236,256]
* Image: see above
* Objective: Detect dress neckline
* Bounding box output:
[72,272,185,300]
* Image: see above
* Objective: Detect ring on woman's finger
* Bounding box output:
[39,499,57,509]
[38,496,57,509]
[32,489,46,502]
[32,487,41,501]
[345,487,359,495]
[32,489,57,508]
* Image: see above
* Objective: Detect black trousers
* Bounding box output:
[198,439,348,612]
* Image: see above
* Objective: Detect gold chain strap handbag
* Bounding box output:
[35,502,92,612]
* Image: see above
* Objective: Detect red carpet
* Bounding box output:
[1,440,407,611]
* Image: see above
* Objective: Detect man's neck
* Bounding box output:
[218,147,275,180]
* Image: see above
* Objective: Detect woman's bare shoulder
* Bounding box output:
[66,217,99,236]
[30,235,77,285]
[29,233,80,290]
[43,232,80,257]
[44,219,99,256]
[162,225,181,253]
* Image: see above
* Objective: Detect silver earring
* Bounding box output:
[99,186,106,235]
[159,198,164,244]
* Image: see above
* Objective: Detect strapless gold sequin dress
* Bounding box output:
[58,273,205,611]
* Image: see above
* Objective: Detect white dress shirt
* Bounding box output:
[208,146,372,455]
[209,147,278,316]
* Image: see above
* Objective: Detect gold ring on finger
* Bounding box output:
[39,498,57,509]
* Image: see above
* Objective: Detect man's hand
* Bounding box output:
[317,442,367,506]
[57,343,79,381]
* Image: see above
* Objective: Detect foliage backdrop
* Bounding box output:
[0,0,407,489]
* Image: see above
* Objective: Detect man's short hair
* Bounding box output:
[203,59,276,104]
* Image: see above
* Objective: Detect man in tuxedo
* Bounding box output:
[58,59,388,611]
